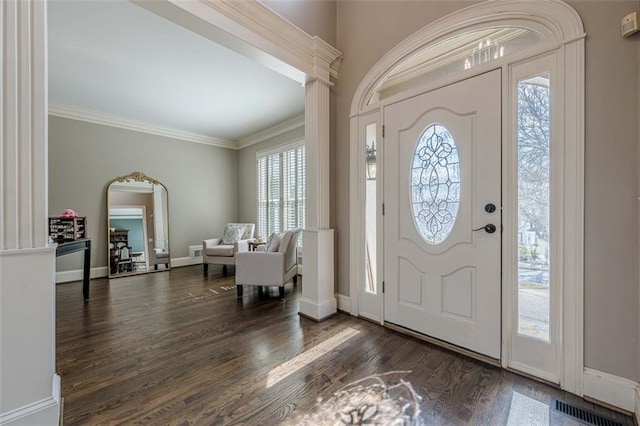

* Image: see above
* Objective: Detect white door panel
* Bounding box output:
[384,70,501,359]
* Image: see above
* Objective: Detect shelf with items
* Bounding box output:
[48,217,88,243]
[109,229,129,246]
[109,229,130,274]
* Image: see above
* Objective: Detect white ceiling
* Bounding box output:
[48,0,305,143]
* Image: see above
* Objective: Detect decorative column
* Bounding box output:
[299,76,337,321]
[0,1,61,424]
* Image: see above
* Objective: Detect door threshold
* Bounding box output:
[505,366,560,389]
[384,322,501,368]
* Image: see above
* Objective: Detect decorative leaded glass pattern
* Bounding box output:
[411,124,461,244]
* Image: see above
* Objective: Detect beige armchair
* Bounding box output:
[150,248,169,270]
[203,223,255,276]
[235,228,302,299]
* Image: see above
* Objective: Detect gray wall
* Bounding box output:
[574,0,640,381]
[330,1,639,381]
[49,116,239,271]
[237,127,305,233]
[262,0,336,46]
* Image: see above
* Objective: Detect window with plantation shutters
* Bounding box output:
[257,143,305,240]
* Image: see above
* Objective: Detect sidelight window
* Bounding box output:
[365,123,377,293]
[517,74,551,341]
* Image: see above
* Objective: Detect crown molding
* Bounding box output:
[49,104,305,151]
[237,113,304,149]
[312,36,342,81]
[48,104,237,150]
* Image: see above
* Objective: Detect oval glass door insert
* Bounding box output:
[411,123,461,244]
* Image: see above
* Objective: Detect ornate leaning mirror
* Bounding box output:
[107,172,170,278]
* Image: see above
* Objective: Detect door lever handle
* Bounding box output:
[473,224,496,234]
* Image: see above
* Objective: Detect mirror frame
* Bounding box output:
[106,171,170,278]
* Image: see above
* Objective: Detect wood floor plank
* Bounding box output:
[56,266,634,425]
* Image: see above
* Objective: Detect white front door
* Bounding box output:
[383,70,502,359]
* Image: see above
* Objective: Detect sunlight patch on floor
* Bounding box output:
[506,391,549,426]
[266,327,360,388]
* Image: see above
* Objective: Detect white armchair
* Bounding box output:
[203,223,255,276]
[235,228,302,299]
[150,248,169,270]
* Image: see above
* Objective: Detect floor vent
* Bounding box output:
[552,399,623,426]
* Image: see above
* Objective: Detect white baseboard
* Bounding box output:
[0,375,61,425]
[55,266,107,283]
[55,257,204,283]
[170,256,202,268]
[336,293,351,313]
[582,368,639,412]
[53,374,61,404]
[299,296,337,321]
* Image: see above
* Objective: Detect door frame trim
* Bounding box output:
[348,0,585,394]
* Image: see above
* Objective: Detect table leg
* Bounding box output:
[83,240,91,300]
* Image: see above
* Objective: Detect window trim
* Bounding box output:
[256,138,304,159]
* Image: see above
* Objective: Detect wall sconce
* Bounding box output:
[366,141,377,180]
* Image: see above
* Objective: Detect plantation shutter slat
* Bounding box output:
[257,157,267,238]
[283,149,297,231]
[268,154,281,234]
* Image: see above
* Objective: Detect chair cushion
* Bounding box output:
[205,245,234,257]
[265,232,283,252]
[240,224,255,240]
[279,229,296,253]
[222,224,246,244]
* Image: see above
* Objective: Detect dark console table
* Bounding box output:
[56,238,91,300]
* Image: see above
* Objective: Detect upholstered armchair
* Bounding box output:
[203,223,255,276]
[235,228,302,299]
[150,248,169,270]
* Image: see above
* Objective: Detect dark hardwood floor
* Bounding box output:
[56,265,633,425]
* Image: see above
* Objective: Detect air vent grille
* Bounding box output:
[189,245,203,259]
[553,399,624,426]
